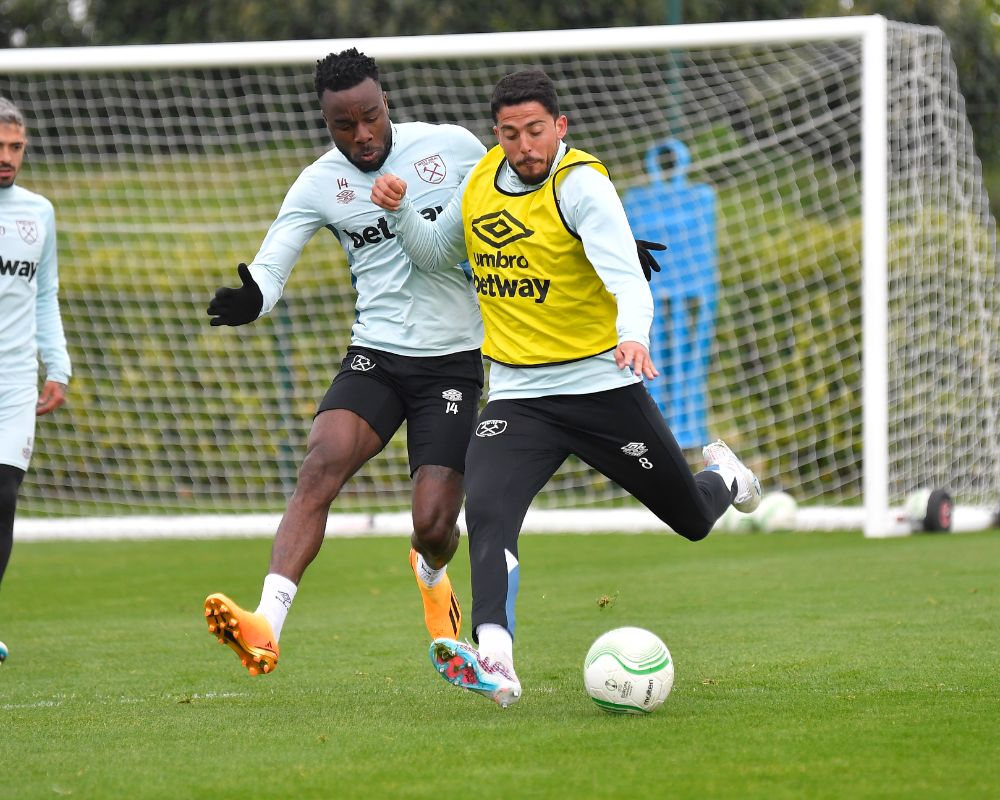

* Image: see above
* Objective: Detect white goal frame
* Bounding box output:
[5,16,996,541]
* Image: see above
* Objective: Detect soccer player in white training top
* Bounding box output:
[0,97,72,655]
[371,70,761,707]
[203,49,486,676]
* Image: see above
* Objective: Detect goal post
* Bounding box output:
[861,17,890,539]
[3,16,997,541]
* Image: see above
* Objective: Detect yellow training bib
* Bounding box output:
[462,145,619,367]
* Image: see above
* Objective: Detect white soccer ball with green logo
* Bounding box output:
[583,627,674,714]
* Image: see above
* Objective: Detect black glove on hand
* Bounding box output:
[208,263,264,326]
[635,239,666,282]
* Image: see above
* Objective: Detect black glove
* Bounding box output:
[635,239,666,282]
[208,263,264,326]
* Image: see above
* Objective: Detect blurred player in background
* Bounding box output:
[203,49,486,676]
[371,69,761,707]
[0,97,72,647]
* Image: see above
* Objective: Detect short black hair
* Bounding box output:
[314,48,381,100]
[490,70,559,121]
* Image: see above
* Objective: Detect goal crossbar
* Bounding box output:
[2,17,891,71]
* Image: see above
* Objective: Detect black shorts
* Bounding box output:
[317,345,484,474]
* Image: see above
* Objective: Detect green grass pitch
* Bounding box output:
[2,530,999,799]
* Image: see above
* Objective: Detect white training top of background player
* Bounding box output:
[0,184,71,387]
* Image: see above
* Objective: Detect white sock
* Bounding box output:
[414,551,446,588]
[255,573,297,641]
[705,464,738,498]
[477,623,514,668]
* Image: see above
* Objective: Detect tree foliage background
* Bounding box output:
[1,0,998,206]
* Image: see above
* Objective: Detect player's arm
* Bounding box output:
[372,174,469,271]
[558,167,658,379]
[34,202,71,412]
[372,127,484,271]
[208,173,325,326]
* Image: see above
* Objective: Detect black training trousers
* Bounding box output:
[463,382,734,639]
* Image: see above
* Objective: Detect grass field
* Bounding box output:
[2,530,999,799]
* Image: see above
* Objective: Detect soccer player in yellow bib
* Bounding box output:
[371,70,761,708]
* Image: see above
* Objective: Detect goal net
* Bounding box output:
[3,17,997,539]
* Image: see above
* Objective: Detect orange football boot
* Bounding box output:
[409,548,462,640]
[204,592,279,676]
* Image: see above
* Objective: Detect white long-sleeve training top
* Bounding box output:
[247,121,485,357]
[0,183,71,387]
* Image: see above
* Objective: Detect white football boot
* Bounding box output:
[702,439,762,513]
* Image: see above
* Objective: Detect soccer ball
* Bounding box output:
[753,491,798,532]
[0,640,8,664]
[583,627,674,714]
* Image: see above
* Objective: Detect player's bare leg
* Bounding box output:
[411,465,462,567]
[268,409,384,581]
[205,409,383,675]
[409,464,464,639]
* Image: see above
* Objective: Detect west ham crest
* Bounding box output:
[414,155,446,184]
[17,220,38,244]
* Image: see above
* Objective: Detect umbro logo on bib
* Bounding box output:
[470,210,533,249]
